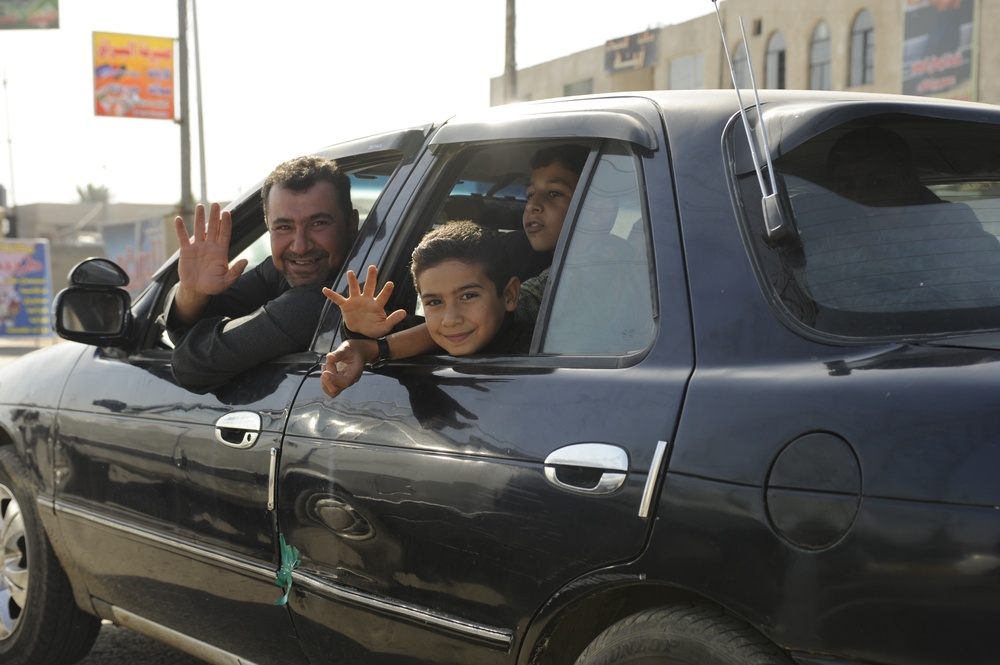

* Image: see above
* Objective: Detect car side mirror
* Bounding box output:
[67,257,130,288]
[52,258,133,346]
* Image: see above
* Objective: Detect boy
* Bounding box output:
[409,220,529,356]
[321,144,587,398]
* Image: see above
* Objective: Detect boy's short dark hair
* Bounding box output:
[261,155,353,223]
[411,221,512,295]
[529,143,590,176]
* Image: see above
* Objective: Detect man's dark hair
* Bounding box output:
[529,143,589,176]
[411,220,512,295]
[261,155,353,222]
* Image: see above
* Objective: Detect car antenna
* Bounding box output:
[711,0,797,245]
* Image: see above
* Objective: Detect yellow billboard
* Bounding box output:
[93,32,175,120]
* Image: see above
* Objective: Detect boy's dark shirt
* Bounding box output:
[478,312,532,354]
[164,257,331,393]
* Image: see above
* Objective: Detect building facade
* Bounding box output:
[492,0,999,106]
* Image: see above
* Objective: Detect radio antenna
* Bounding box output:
[712,0,795,243]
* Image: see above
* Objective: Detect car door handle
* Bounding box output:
[544,443,628,495]
[215,411,262,449]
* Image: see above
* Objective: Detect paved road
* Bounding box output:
[2,340,208,663]
[80,622,206,664]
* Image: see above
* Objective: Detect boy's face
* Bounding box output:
[417,259,519,356]
[523,160,580,253]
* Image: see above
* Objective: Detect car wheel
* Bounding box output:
[574,602,793,665]
[0,446,101,665]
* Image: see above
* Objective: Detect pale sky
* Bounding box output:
[0,1,714,207]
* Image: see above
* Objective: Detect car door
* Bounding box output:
[49,131,425,663]
[277,101,695,664]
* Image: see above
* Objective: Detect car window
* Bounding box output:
[738,114,1000,339]
[541,143,656,354]
[330,138,657,359]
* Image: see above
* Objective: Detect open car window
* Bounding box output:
[148,154,407,352]
[321,138,657,361]
[737,113,1000,340]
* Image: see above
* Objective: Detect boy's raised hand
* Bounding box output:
[323,265,407,339]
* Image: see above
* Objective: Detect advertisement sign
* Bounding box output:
[903,0,977,100]
[0,239,51,338]
[0,0,58,29]
[93,31,175,119]
[102,217,167,298]
[604,29,659,75]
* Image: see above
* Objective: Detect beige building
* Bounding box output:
[492,0,999,106]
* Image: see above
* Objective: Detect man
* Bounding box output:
[166,155,358,392]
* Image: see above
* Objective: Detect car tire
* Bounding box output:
[574,602,793,665]
[0,446,101,665]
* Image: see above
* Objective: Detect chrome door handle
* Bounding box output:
[544,443,628,494]
[214,411,262,448]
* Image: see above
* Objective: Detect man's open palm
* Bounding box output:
[175,202,249,297]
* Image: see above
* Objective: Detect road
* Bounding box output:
[80,623,206,664]
[1,340,208,663]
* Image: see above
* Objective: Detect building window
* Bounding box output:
[669,54,704,89]
[809,21,832,90]
[563,79,593,97]
[849,10,875,86]
[765,32,786,89]
[733,41,752,88]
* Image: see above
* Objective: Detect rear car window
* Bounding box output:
[737,113,1000,339]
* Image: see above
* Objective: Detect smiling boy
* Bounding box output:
[411,221,529,355]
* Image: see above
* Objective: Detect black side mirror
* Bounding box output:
[52,258,133,346]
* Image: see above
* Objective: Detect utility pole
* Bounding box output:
[504,0,516,104]
[192,0,207,206]
[177,0,193,220]
[2,70,15,236]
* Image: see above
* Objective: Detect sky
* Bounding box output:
[0,1,715,208]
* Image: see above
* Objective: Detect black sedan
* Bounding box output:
[3,89,1000,665]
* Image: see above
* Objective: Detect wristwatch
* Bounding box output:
[370,336,391,368]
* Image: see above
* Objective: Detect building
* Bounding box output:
[10,202,178,295]
[492,0,996,107]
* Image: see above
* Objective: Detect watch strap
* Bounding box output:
[370,336,391,368]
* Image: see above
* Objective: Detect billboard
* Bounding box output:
[0,239,51,338]
[0,0,58,29]
[93,31,175,119]
[903,0,977,100]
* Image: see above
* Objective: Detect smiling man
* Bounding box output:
[166,155,358,392]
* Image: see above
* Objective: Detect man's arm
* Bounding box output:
[171,275,326,393]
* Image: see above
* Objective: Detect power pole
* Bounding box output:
[177,0,193,220]
[504,0,516,104]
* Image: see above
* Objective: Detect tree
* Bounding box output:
[76,183,111,203]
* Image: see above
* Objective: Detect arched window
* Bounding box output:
[766,32,786,89]
[733,41,752,88]
[849,10,875,86]
[809,21,832,90]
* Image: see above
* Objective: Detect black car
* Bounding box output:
[3,89,1000,665]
